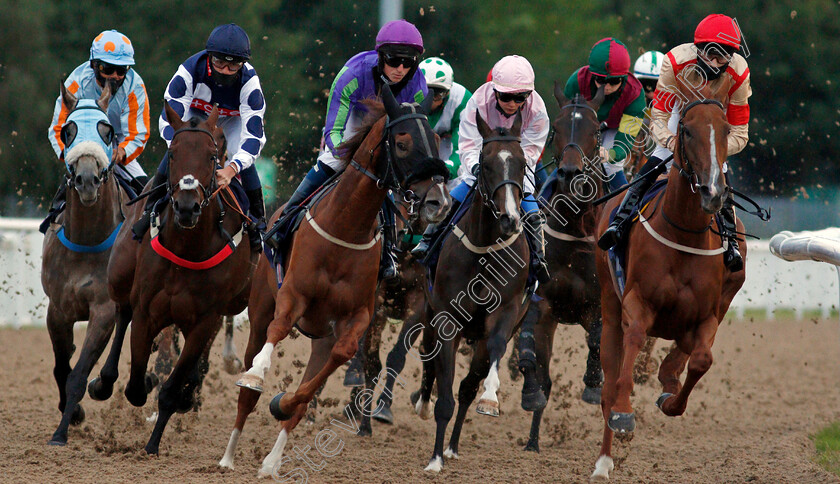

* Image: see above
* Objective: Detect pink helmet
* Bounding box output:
[491,55,535,93]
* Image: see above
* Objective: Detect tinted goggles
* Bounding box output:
[383,53,418,69]
[95,61,129,76]
[495,90,531,103]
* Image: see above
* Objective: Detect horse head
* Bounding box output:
[380,84,451,223]
[59,81,114,206]
[163,101,223,229]
[552,81,603,193]
[475,109,526,237]
[674,75,730,214]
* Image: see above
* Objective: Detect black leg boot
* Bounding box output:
[597,158,666,251]
[719,198,744,272]
[245,188,266,253]
[379,223,399,282]
[40,182,68,234]
[410,222,438,258]
[524,211,550,285]
[132,171,168,241]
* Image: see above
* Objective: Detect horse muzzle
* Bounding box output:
[699,184,728,214]
[172,196,202,229]
[73,173,102,206]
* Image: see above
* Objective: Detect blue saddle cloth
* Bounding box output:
[607,178,668,295]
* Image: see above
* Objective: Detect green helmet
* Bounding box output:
[419,57,454,90]
[588,37,631,77]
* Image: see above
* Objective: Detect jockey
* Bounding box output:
[634,50,665,104]
[598,14,751,272]
[563,37,647,192]
[416,55,551,284]
[42,30,150,233]
[132,24,267,253]
[267,19,428,281]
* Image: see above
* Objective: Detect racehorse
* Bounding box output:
[417,112,532,472]
[88,103,256,455]
[518,88,607,453]
[590,79,747,480]
[220,85,451,476]
[42,82,131,446]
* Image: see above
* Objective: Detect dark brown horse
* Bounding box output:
[590,80,747,480]
[42,82,130,446]
[518,88,607,453]
[220,86,451,476]
[88,103,256,455]
[418,111,531,472]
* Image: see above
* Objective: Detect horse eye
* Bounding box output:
[397,142,408,151]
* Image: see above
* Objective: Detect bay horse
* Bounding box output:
[42,82,130,446]
[518,88,607,453]
[88,103,256,455]
[220,85,451,476]
[419,111,532,472]
[590,80,747,480]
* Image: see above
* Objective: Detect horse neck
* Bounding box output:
[659,163,712,234]
[462,189,510,247]
[63,176,122,244]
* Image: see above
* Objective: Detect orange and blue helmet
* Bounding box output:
[90,30,135,66]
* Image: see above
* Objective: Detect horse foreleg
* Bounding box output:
[424,336,457,472]
[445,335,480,461]
[49,303,116,445]
[412,303,437,420]
[518,302,546,412]
[609,293,653,434]
[358,317,385,435]
[124,314,158,408]
[592,286,622,481]
[46,305,74,443]
[657,342,687,402]
[658,318,718,417]
[88,304,132,401]
[583,315,604,404]
[221,315,244,375]
[476,302,520,417]
[375,312,423,423]
[525,316,557,452]
[144,319,216,455]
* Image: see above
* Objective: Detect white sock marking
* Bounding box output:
[479,361,500,403]
[219,428,241,469]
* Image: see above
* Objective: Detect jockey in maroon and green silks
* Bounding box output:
[563,37,646,189]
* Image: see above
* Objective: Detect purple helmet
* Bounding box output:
[375,20,424,54]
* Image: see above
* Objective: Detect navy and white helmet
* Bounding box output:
[206,23,251,61]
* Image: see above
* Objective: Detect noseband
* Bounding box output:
[477,134,524,217]
[674,99,725,192]
[167,126,221,209]
[550,99,602,168]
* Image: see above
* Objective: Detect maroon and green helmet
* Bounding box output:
[588,37,631,77]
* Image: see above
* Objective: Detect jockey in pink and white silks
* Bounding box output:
[132,23,268,253]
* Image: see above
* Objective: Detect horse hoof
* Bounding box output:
[356,426,372,437]
[343,368,364,388]
[236,374,265,393]
[70,404,85,426]
[144,443,159,455]
[87,377,113,401]
[144,372,160,394]
[410,390,421,406]
[590,455,614,482]
[269,392,292,421]
[223,357,244,375]
[607,411,635,434]
[581,386,602,405]
[655,392,675,411]
[372,404,394,424]
[521,389,547,412]
[523,439,540,453]
[476,399,500,417]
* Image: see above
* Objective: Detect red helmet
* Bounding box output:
[694,14,741,48]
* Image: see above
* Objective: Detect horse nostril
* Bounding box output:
[93,177,101,186]
[192,202,201,214]
[75,175,83,185]
[426,199,441,208]
[172,200,180,211]
[699,185,711,197]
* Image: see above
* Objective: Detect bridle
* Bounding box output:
[476,131,524,218]
[166,126,221,210]
[549,96,602,169]
[674,99,725,192]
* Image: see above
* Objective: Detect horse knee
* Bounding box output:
[688,349,713,374]
[624,330,646,351]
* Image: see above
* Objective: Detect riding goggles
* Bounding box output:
[95,61,129,76]
[382,53,418,69]
[495,90,531,103]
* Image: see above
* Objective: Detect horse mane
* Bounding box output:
[65,140,109,171]
[338,100,386,164]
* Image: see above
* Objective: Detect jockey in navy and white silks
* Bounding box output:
[269,19,428,281]
[133,23,267,253]
[41,30,150,233]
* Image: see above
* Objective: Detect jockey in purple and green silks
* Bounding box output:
[564,37,647,192]
[269,19,429,282]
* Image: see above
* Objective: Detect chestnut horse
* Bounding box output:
[42,82,130,446]
[590,81,747,480]
[220,85,451,476]
[418,112,532,472]
[519,89,607,453]
[88,103,256,455]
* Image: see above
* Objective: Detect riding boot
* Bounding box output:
[719,198,744,272]
[524,211,551,285]
[265,162,335,251]
[39,182,68,234]
[132,171,168,241]
[379,215,399,282]
[597,159,666,250]
[245,188,266,253]
[410,199,461,259]
[130,175,148,197]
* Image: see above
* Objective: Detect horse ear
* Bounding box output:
[419,90,435,114]
[588,84,606,111]
[164,101,184,132]
[511,111,523,137]
[711,78,731,104]
[206,104,220,131]
[96,81,111,112]
[60,81,77,111]
[475,109,493,139]
[553,80,568,107]
[381,80,401,119]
